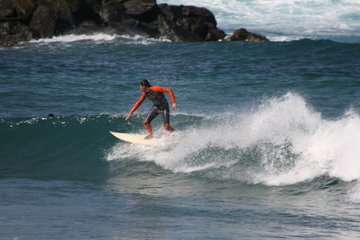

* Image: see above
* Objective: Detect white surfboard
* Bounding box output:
[110,131,158,146]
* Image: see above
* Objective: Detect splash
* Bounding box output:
[347,181,360,203]
[24,33,170,46]
[107,93,360,186]
[28,33,118,44]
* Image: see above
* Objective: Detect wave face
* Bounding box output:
[0,115,115,181]
[106,93,360,186]
[2,93,360,186]
[159,0,360,42]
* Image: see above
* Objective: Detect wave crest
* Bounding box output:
[108,92,360,186]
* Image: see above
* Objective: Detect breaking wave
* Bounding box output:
[107,92,360,186]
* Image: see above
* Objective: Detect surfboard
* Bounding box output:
[109,131,158,146]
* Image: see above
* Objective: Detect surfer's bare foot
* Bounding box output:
[144,134,153,140]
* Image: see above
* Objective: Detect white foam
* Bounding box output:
[28,33,118,44]
[25,33,170,46]
[107,92,360,187]
[241,94,360,185]
[347,181,360,203]
[116,35,171,45]
[266,35,315,42]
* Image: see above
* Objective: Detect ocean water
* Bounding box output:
[1,1,360,239]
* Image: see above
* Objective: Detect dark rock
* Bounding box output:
[102,19,158,38]
[0,0,35,21]
[28,0,80,37]
[0,1,34,47]
[71,0,102,26]
[52,0,76,34]
[156,13,176,40]
[206,27,226,41]
[0,0,16,19]
[67,21,104,35]
[79,19,98,28]
[122,0,156,16]
[0,0,271,46]
[29,5,57,38]
[0,21,32,46]
[53,0,73,24]
[55,18,73,35]
[101,0,124,22]
[157,10,203,42]
[227,28,268,42]
[173,28,204,42]
[157,4,222,42]
[181,5,217,26]
[132,3,159,24]
[64,0,80,13]
[127,20,159,37]
[15,0,36,21]
[100,0,160,38]
[101,0,157,23]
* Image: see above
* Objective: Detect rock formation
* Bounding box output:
[0,0,268,47]
[226,28,268,42]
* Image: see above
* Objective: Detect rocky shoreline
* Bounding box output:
[0,0,268,47]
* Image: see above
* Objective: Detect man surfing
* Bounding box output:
[125,79,176,139]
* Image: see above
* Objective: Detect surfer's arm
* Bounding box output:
[126,92,146,120]
[150,86,176,110]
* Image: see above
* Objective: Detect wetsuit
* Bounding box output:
[129,86,176,125]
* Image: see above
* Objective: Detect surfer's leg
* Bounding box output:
[144,107,160,138]
[164,123,175,132]
[144,121,153,138]
[162,108,175,132]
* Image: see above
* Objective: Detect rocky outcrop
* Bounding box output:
[0,0,16,19]
[0,21,32,47]
[29,5,57,38]
[0,0,35,47]
[101,0,157,23]
[16,0,36,19]
[157,4,225,41]
[226,28,268,42]
[0,0,268,47]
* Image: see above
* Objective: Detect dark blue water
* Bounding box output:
[1,10,360,240]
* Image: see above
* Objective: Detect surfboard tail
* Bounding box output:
[110,131,158,146]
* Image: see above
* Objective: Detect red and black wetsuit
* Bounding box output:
[129,86,176,125]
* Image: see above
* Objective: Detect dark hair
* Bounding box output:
[139,79,151,87]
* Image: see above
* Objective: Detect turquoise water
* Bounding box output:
[1,1,360,239]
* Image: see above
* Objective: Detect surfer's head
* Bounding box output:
[139,79,151,91]
[139,79,151,88]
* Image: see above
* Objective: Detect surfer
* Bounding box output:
[125,79,177,139]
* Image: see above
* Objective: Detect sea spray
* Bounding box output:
[347,181,360,203]
[23,33,170,47]
[108,93,360,186]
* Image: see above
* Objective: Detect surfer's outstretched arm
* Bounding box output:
[125,92,146,121]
